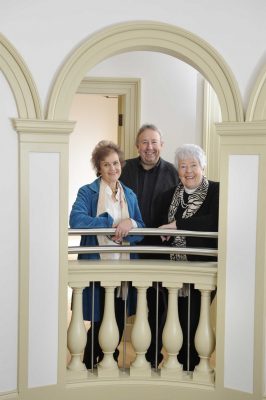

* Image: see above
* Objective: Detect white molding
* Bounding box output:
[12,119,75,143]
[0,34,42,118]
[47,21,243,123]
[77,77,141,159]
[246,64,266,121]
[203,81,221,181]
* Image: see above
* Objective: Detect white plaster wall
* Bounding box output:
[88,51,199,163]
[0,1,265,396]
[0,72,19,393]
[0,0,265,110]
[28,153,59,388]
[224,155,258,393]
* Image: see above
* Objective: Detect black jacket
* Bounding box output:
[154,180,219,261]
[120,157,179,227]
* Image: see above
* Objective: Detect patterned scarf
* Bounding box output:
[97,178,130,299]
[96,178,130,260]
[168,176,209,261]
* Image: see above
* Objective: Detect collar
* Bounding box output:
[138,157,161,172]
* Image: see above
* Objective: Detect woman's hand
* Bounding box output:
[159,221,177,242]
[112,218,133,242]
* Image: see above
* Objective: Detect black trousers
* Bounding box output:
[177,285,201,371]
[146,284,168,367]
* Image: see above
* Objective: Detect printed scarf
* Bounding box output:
[168,176,209,261]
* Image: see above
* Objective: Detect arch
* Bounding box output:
[0,34,42,119]
[47,21,243,123]
[246,64,266,121]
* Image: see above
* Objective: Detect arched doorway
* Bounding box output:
[47,21,243,123]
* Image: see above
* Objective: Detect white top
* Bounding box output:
[102,184,137,260]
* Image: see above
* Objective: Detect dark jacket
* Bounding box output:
[154,180,219,261]
[120,157,179,227]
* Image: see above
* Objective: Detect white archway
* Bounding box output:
[47,21,243,123]
[246,63,266,121]
[0,33,42,119]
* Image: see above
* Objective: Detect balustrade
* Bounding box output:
[161,282,183,378]
[67,228,217,386]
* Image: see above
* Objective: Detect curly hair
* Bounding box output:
[91,140,125,176]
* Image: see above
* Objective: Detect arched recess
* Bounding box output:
[0,33,42,119]
[246,64,266,121]
[47,21,243,123]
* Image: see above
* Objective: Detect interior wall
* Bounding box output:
[69,93,118,214]
[1,0,265,111]
[88,51,200,163]
[0,3,265,398]
[0,72,19,393]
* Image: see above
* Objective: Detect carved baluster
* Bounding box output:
[67,286,87,373]
[98,282,120,377]
[130,281,152,377]
[161,282,183,378]
[193,285,216,384]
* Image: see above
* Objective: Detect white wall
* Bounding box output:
[1,0,265,110]
[0,72,19,392]
[88,51,200,164]
[0,0,265,395]
[224,155,258,393]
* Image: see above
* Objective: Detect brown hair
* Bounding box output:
[91,140,125,176]
[135,123,163,146]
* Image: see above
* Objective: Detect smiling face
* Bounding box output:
[178,157,204,189]
[137,128,163,169]
[99,151,121,187]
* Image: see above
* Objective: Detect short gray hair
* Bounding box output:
[175,144,206,169]
[135,123,163,146]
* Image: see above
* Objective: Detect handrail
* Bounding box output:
[68,228,218,257]
[68,228,218,238]
[68,245,218,257]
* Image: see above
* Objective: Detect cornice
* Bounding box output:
[12,119,76,134]
[12,119,76,144]
[216,121,266,136]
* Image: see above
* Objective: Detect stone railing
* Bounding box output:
[67,228,217,386]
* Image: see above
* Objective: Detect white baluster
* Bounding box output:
[98,282,120,377]
[193,286,216,384]
[67,286,87,374]
[161,283,183,378]
[130,281,152,377]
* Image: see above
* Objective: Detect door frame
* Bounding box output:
[77,77,141,159]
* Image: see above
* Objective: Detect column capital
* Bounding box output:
[12,118,76,143]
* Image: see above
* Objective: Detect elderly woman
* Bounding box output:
[70,140,145,369]
[155,143,219,371]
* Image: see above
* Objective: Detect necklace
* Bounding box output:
[111,183,118,197]
[180,190,188,208]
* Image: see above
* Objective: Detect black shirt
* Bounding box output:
[137,159,160,227]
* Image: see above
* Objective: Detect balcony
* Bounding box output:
[67,228,218,394]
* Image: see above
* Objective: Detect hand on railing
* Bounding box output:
[68,228,218,238]
[68,228,218,257]
[112,218,133,242]
[159,221,177,242]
